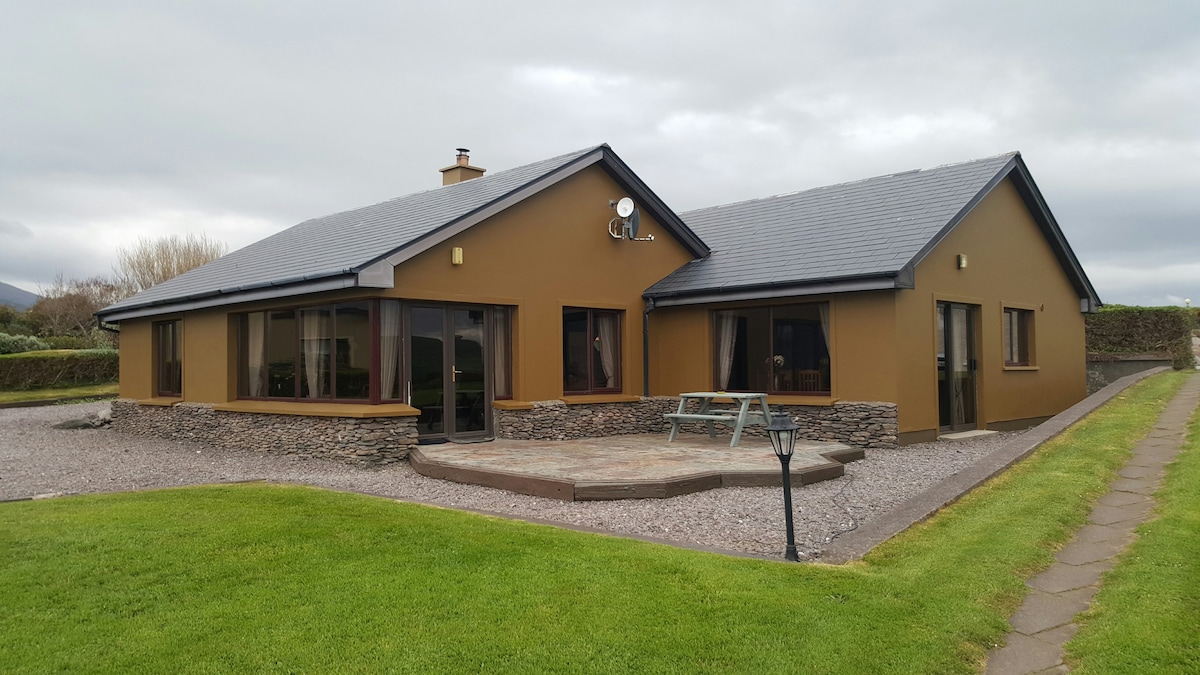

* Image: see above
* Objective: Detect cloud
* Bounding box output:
[0,0,1196,306]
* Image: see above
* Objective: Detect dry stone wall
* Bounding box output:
[110,400,418,464]
[495,398,897,448]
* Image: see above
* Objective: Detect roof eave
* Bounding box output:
[95,272,361,322]
[645,273,904,308]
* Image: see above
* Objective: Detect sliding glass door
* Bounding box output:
[937,302,978,432]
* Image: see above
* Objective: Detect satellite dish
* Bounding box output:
[615,197,635,218]
[624,208,640,239]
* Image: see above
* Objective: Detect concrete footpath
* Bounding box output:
[984,373,1200,674]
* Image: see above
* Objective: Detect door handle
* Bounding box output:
[452,368,463,382]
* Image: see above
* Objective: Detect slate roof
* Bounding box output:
[98,144,707,321]
[645,152,1099,309]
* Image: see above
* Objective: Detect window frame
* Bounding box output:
[238,300,376,403]
[562,307,622,395]
[1002,306,1035,367]
[154,319,182,397]
[711,302,832,396]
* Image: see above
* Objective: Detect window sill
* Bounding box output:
[215,400,421,418]
[561,394,642,405]
[137,397,182,407]
[493,400,534,411]
[766,395,839,407]
[1003,365,1040,372]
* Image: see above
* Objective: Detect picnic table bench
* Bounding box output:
[665,392,772,447]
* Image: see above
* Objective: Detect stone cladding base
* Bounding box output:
[495,397,897,449]
[110,399,418,465]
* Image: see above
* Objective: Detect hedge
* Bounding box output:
[0,332,50,355]
[0,349,119,391]
[1084,306,1193,370]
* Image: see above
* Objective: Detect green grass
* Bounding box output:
[0,348,117,360]
[1066,383,1200,673]
[0,382,119,404]
[0,372,1190,673]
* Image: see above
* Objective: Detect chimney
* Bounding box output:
[439,147,486,185]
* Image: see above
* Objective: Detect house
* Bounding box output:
[98,145,1099,462]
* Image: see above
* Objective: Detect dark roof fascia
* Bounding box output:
[360,145,710,278]
[903,153,1101,312]
[1007,155,1102,311]
[96,273,359,322]
[905,155,1020,272]
[593,147,710,259]
[646,273,903,308]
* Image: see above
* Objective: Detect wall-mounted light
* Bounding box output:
[451,247,464,266]
[956,254,968,270]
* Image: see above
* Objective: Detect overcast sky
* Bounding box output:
[2,1,1197,306]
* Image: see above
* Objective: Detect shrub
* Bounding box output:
[0,349,119,390]
[1085,306,1193,369]
[0,332,50,355]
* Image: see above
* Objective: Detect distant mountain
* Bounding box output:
[0,281,39,311]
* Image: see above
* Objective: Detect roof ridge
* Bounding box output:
[681,151,1020,217]
[292,143,608,227]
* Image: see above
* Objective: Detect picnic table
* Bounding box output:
[664,392,772,447]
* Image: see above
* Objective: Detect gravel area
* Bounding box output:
[1,402,1027,560]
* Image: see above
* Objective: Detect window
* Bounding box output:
[241,301,372,401]
[563,308,621,394]
[492,306,513,399]
[1003,307,1033,366]
[154,320,181,397]
[714,303,831,394]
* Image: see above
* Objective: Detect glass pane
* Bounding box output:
[157,322,180,396]
[411,306,445,435]
[335,302,370,399]
[563,309,589,392]
[593,312,620,390]
[492,307,511,399]
[723,308,769,392]
[380,300,403,400]
[266,309,296,397]
[949,305,976,427]
[770,304,830,393]
[244,312,266,397]
[454,309,487,433]
[937,304,950,427]
[300,307,332,399]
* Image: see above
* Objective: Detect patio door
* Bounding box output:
[409,305,491,442]
[937,302,978,432]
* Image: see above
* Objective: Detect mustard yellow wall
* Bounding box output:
[382,165,696,402]
[894,177,1087,434]
[116,165,696,404]
[118,319,153,399]
[653,178,1086,439]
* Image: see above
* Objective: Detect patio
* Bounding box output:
[410,433,863,501]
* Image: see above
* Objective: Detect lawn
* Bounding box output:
[0,381,119,404]
[0,372,1190,673]
[1066,382,1200,673]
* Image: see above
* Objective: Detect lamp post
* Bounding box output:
[766,413,801,562]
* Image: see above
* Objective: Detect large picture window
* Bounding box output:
[154,320,181,397]
[242,301,371,401]
[714,303,831,394]
[563,308,621,394]
[1003,307,1033,366]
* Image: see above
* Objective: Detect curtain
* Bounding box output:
[247,312,265,397]
[380,301,401,400]
[301,308,329,399]
[492,308,511,398]
[716,311,737,390]
[817,303,831,352]
[596,313,618,388]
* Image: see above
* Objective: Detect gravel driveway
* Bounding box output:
[1,402,1025,560]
